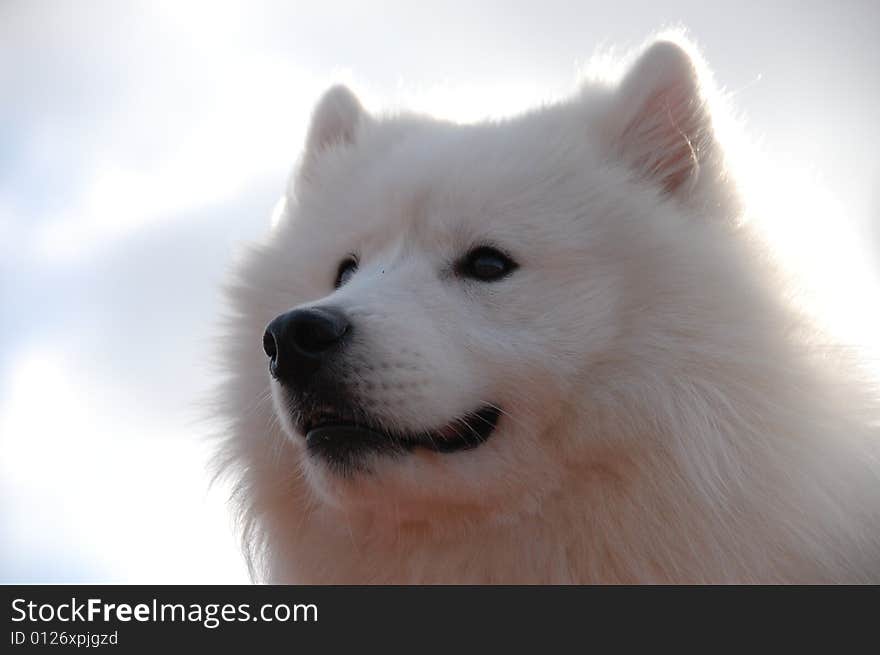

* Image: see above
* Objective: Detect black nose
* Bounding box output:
[263,307,351,385]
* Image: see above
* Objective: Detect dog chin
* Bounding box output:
[298,448,379,508]
[292,422,502,517]
[296,443,432,515]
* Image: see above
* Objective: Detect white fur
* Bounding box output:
[213,35,880,583]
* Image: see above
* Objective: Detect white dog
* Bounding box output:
[214,35,880,583]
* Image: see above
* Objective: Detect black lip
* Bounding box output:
[298,405,501,473]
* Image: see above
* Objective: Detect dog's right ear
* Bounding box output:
[603,39,719,201]
[298,85,365,182]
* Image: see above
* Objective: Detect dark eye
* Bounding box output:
[334,256,358,289]
[457,246,518,282]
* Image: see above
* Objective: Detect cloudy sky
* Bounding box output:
[1,1,878,582]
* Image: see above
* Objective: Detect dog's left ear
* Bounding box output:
[605,39,719,200]
[297,85,366,184]
[305,85,364,155]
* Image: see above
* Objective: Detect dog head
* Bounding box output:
[236,39,733,516]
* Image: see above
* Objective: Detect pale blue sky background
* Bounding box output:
[1,1,878,582]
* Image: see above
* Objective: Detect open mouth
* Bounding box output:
[297,404,501,471]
